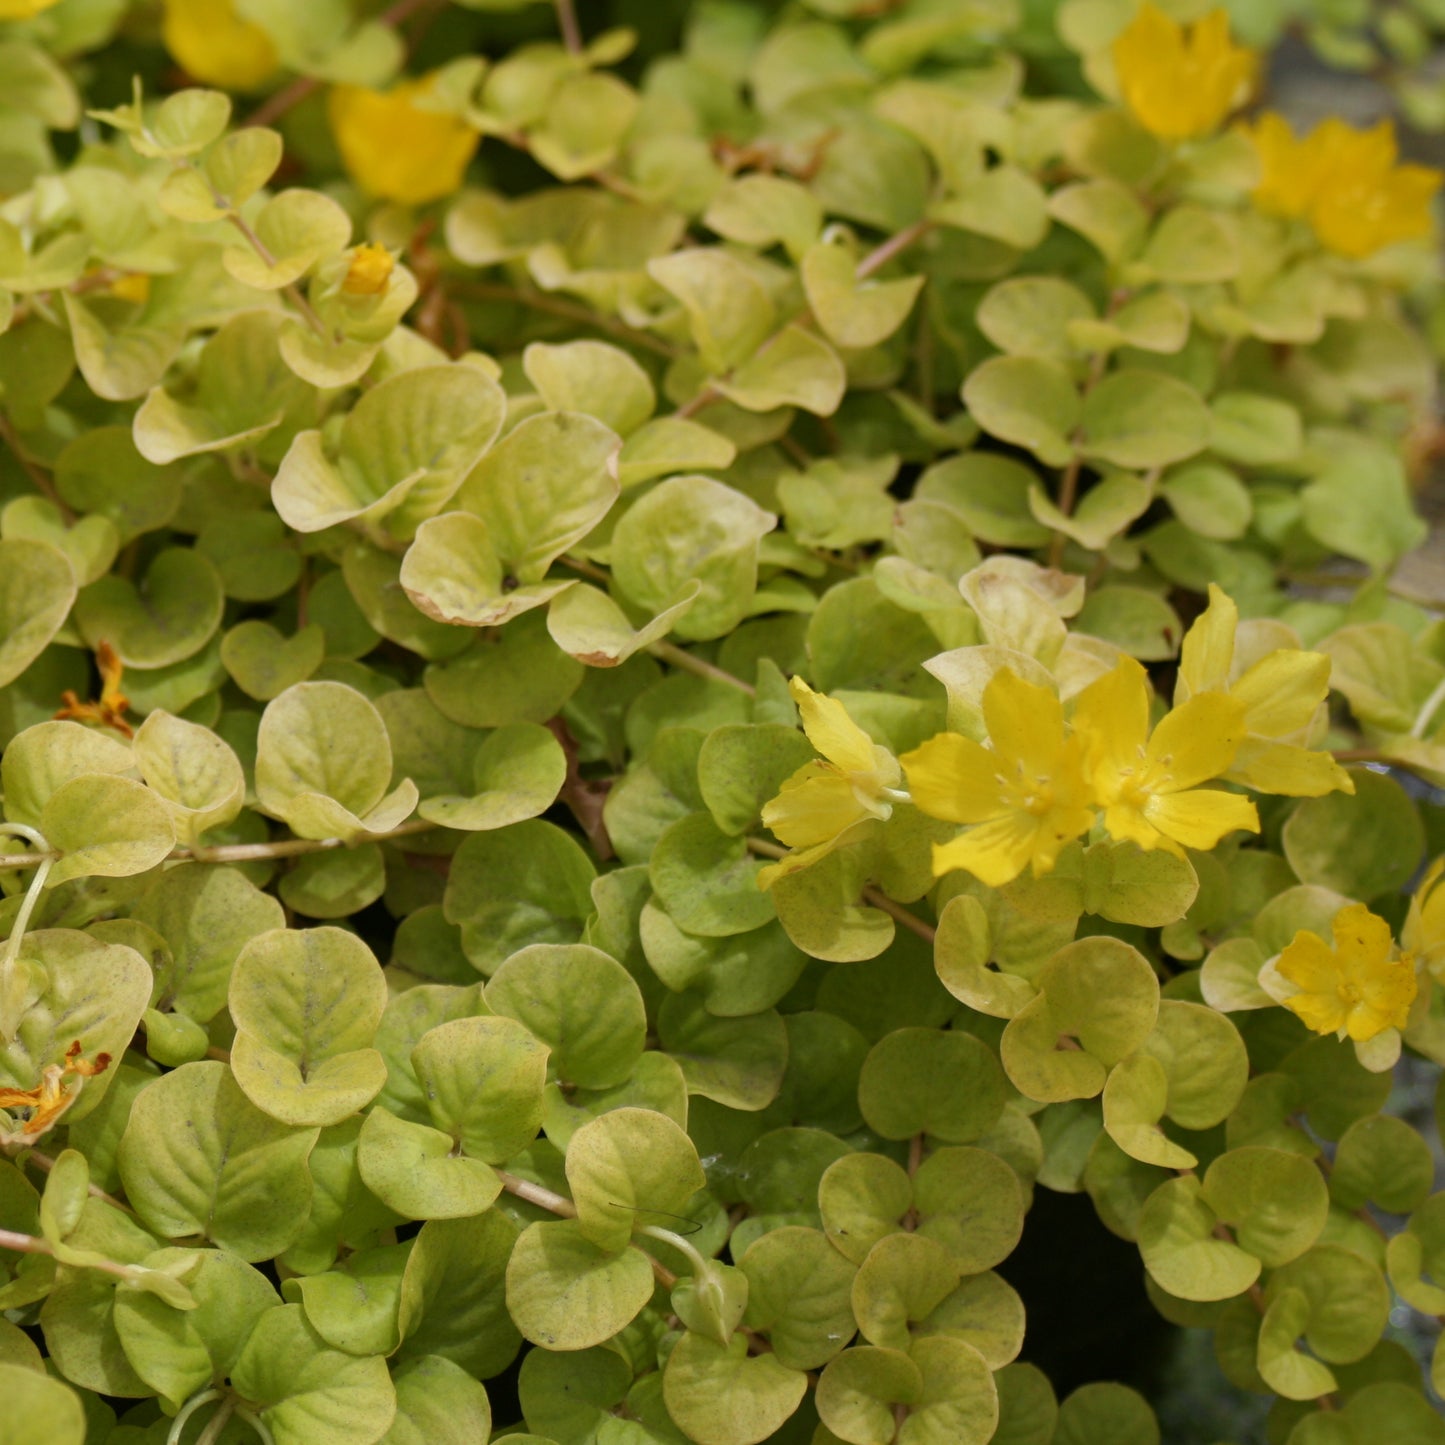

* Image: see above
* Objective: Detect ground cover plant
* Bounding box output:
[2,0,1445,1441]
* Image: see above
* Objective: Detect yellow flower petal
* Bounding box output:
[1225,737,1354,798]
[790,676,879,775]
[1113,3,1256,141]
[1244,112,1331,219]
[1277,905,1417,1043]
[163,0,279,92]
[980,667,1067,782]
[342,243,396,297]
[1073,656,1151,793]
[1143,787,1258,852]
[1177,583,1236,700]
[329,77,481,206]
[931,813,1043,889]
[1229,650,1331,739]
[901,732,1008,825]
[761,765,875,849]
[1145,691,1246,792]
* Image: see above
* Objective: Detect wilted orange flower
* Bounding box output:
[1112,4,1256,141]
[328,77,481,206]
[0,1042,112,1147]
[1244,112,1441,258]
[55,641,132,737]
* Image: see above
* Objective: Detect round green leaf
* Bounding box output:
[611,475,775,642]
[40,772,175,887]
[1079,371,1211,469]
[444,820,597,973]
[411,1014,549,1162]
[118,1061,318,1261]
[739,1225,857,1370]
[961,357,1080,469]
[663,1330,809,1445]
[859,1027,1007,1144]
[228,926,389,1127]
[566,1106,706,1254]
[1281,768,1424,901]
[0,1361,85,1445]
[230,1302,396,1445]
[73,546,224,668]
[1202,1146,1329,1268]
[1136,1175,1260,1302]
[651,812,776,938]
[487,943,644,1090]
[506,1219,655,1350]
[382,1354,493,1445]
[356,1105,502,1220]
[0,540,77,690]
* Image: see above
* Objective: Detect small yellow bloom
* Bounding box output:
[1244,112,1441,258]
[1275,903,1417,1042]
[1112,4,1256,142]
[901,669,1095,889]
[758,677,901,889]
[1404,857,1445,982]
[329,77,481,207]
[1242,112,1334,220]
[1073,655,1257,857]
[162,0,279,93]
[342,243,396,296]
[1176,584,1353,798]
[0,0,61,16]
[109,273,151,305]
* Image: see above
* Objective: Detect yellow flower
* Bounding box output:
[901,669,1095,889]
[0,0,62,16]
[162,0,279,93]
[109,273,151,305]
[1176,584,1353,798]
[1404,857,1445,983]
[1244,112,1441,258]
[1112,4,1256,142]
[1242,111,1334,220]
[1073,656,1257,857]
[342,243,396,296]
[1274,903,1417,1042]
[328,77,481,207]
[1309,119,1441,259]
[758,678,901,889]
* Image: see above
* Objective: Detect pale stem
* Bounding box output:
[495,1169,577,1217]
[553,0,583,53]
[219,204,331,342]
[1410,672,1445,739]
[854,218,931,280]
[21,1146,137,1216]
[0,818,440,873]
[234,1407,277,1445]
[0,823,53,1042]
[637,1222,708,1278]
[0,412,71,520]
[195,1397,238,1445]
[168,1390,224,1445]
[648,640,756,697]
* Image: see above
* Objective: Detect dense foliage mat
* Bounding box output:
[1,0,1444,1442]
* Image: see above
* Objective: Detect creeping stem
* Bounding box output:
[0,823,53,1042]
